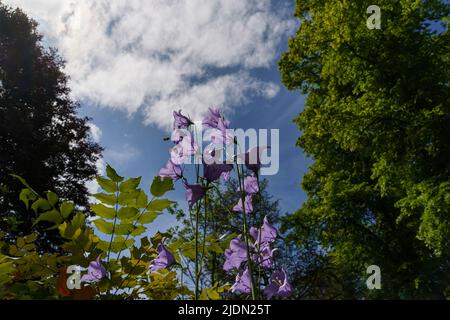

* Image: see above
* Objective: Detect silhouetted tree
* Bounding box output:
[0,4,102,252]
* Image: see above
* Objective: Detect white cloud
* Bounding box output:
[85,158,105,198]
[3,0,296,130]
[88,122,102,143]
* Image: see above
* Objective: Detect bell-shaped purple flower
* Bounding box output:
[231,268,252,294]
[253,242,275,270]
[203,107,230,129]
[250,216,277,244]
[264,269,293,299]
[159,159,183,180]
[233,194,253,213]
[184,183,206,208]
[170,134,198,165]
[204,163,233,183]
[149,243,175,273]
[239,146,270,174]
[81,256,107,283]
[223,235,248,271]
[171,128,189,144]
[243,175,259,194]
[173,110,193,129]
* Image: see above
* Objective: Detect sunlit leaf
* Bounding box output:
[150,176,174,197]
[97,177,118,193]
[60,201,74,219]
[106,164,124,182]
[19,189,36,210]
[31,198,51,214]
[34,209,63,226]
[118,190,141,206]
[119,177,141,192]
[118,207,139,220]
[91,203,116,219]
[139,211,161,224]
[93,193,117,206]
[46,191,59,207]
[94,219,114,234]
[136,190,149,208]
[130,225,146,236]
[115,223,134,235]
[148,199,175,212]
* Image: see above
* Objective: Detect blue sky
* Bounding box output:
[79,70,310,232]
[76,48,310,234]
[3,0,310,232]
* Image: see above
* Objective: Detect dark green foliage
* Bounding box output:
[0,4,103,252]
[279,0,450,298]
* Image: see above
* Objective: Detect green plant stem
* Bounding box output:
[194,200,200,300]
[236,163,257,300]
[193,138,201,300]
[106,187,119,266]
[106,184,119,296]
[198,186,209,279]
[255,174,264,299]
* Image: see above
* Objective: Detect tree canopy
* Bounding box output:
[279,0,449,298]
[0,4,102,252]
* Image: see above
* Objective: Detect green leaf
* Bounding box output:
[93,193,117,206]
[24,233,38,243]
[139,211,161,224]
[46,192,59,207]
[94,219,114,234]
[97,177,118,193]
[150,176,174,197]
[70,212,87,230]
[34,209,63,226]
[60,201,74,219]
[130,225,146,236]
[151,232,171,247]
[106,164,124,182]
[148,199,175,212]
[136,190,149,208]
[180,240,196,260]
[119,177,141,192]
[140,236,150,248]
[10,174,34,191]
[19,189,36,210]
[31,198,51,214]
[115,223,134,235]
[200,287,221,300]
[97,237,134,253]
[118,207,139,220]
[206,236,223,254]
[118,190,141,206]
[91,203,116,219]
[17,237,25,248]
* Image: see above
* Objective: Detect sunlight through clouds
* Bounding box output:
[3,0,296,130]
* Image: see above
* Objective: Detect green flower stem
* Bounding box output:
[194,201,200,300]
[255,174,264,299]
[194,123,201,300]
[106,183,120,297]
[198,184,209,280]
[236,163,257,300]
